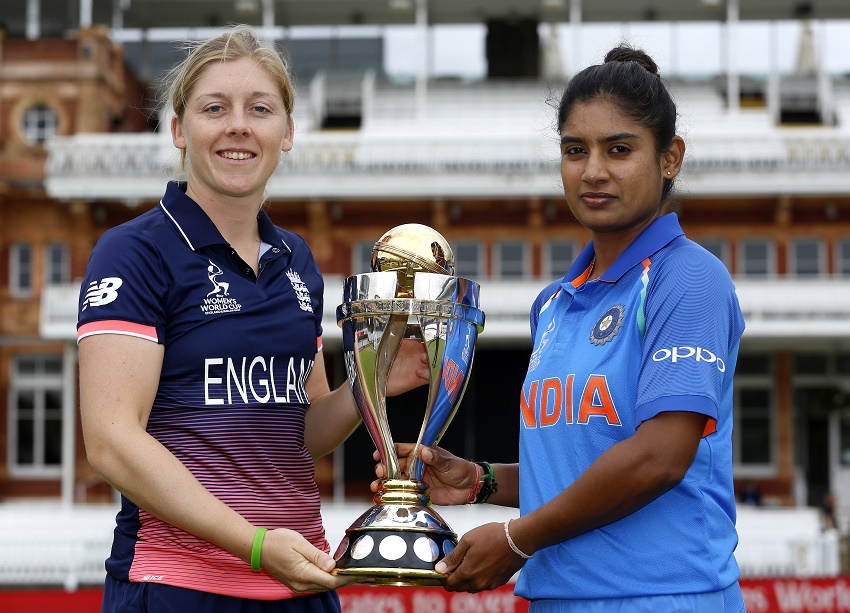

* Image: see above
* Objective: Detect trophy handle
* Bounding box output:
[409,315,477,482]
[373,312,409,480]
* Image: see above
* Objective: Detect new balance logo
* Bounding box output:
[81,277,123,311]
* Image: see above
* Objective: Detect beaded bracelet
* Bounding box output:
[473,461,498,504]
[504,520,533,559]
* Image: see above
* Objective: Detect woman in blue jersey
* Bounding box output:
[376,45,746,612]
[78,26,428,613]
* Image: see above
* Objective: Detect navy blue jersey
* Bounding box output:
[78,182,326,599]
[515,214,745,601]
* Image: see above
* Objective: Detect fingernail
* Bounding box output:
[435,561,446,574]
[421,447,432,461]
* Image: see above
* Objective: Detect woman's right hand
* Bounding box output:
[371,443,478,506]
[261,528,356,593]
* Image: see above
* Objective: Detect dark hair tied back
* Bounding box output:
[557,43,678,201]
[604,45,660,79]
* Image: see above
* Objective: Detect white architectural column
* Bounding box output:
[112,0,131,31]
[80,0,93,29]
[262,0,274,26]
[61,343,78,507]
[569,0,582,77]
[26,0,40,40]
[767,20,780,124]
[261,0,276,40]
[415,0,429,120]
[725,0,740,112]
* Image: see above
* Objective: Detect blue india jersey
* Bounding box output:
[514,213,745,600]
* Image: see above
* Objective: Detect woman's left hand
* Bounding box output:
[386,338,430,396]
[436,522,527,593]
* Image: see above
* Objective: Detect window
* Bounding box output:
[696,238,729,269]
[21,104,59,145]
[793,352,829,376]
[836,239,850,277]
[9,355,64,477]
[543,240,578,278]
[740,238,774,278]
[453,241,482,279]
[352,241,374,276]
[790,238,823,277]
[44,242,70,286]
[10,242,33,297]
[736,387,773,465]
[734,353,774,474]
[493,240,528,279]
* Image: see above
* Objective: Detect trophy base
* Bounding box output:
[333,566,446,587]
[332,498,457,587]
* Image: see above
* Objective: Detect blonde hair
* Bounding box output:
[160,24,295,171]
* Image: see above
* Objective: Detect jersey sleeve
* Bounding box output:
[635,245,745,428]
[77,225,168,344]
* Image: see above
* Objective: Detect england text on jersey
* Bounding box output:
[204,356,314,405]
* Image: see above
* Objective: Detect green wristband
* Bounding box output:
[251,527,268,571]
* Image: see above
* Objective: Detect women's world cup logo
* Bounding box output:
[334,225,484,586]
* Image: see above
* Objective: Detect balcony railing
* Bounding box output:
[42,277,850,343]
[45,127,850,200]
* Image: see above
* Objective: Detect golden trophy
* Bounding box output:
[333,224,485,586]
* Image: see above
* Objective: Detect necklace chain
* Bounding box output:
[585,257,596,283]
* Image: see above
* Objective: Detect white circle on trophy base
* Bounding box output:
[413,537,439,562]
[350,535,374,560]
[379,535,407,560]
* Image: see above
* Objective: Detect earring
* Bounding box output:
[666,171,671,175]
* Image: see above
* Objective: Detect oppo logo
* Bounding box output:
[652,346,726,372]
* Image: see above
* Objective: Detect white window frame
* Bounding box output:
[453,240,483,279]
[739,238,775,278]
[543,239,579,279]
[835,238,850,277]
[9,242,34,297]
[696,237,729,269]
[733,375,777,478]
[8,355,65,478]
[22,103,59,145]
[351,240,375,276]
[492,240,529,279]
[44,242,70,286]
[789,237,824,278]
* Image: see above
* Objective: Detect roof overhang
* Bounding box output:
[9,0,850,33]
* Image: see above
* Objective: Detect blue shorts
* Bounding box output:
[102,574,341,613]
[528,582,745,613]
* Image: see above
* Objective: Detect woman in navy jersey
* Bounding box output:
[377,45,746,613]
[78,25,427,613]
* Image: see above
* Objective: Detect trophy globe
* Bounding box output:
[371,223,455,294]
